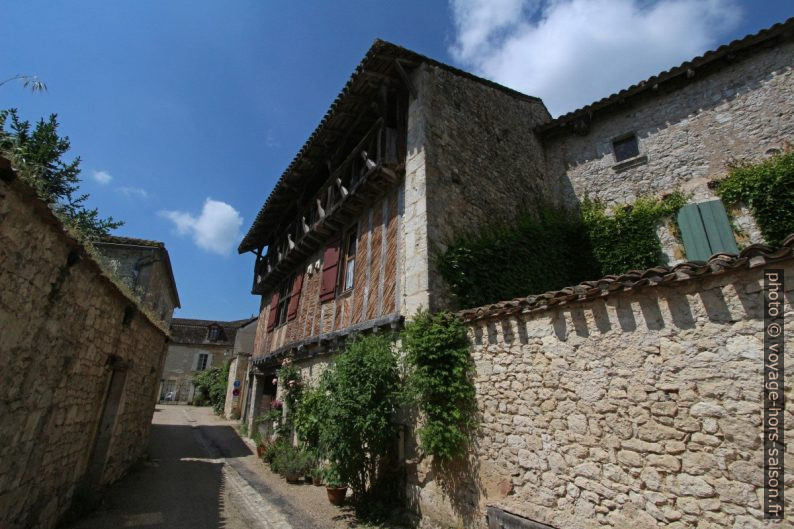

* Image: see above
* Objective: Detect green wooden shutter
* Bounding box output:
[698,199,739,255]
[677,200,738,261]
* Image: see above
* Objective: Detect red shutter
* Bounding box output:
[319,239,341,302]
[266,292,279,332]
[287,273,304,321]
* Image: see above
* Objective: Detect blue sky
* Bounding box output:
[2,1,791,321]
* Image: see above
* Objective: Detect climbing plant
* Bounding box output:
[716,151,794,246]
[403,310,475,461]
[437,207,599,309]
[193,361,230,415]
[581,192,687,275]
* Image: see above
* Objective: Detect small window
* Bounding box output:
[613,134,640,162]
[338,226,357,293]
[197,353,209,371]
[208,326,220,341]
[276,276,292,327]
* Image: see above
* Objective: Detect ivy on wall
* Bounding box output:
[437,208,600,309]
[581,192,687,276]
[716,151,794,246]
[438,195,688,309]
[403,310,475,461]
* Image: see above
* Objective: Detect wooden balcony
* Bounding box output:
[253,119,402,294]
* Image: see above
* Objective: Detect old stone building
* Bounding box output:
[224,316,258,420]
[93,235,180,324]
[0,157,170,529]
[239,18,793,529]
[160,317,253,403]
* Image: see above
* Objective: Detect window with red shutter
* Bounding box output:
[287,273,303,321]
[320,239,341,302]
[266,292,279,332]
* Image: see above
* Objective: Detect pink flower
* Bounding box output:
[288,380,296,387]
[272,378,278,385]
[273,399,283,410]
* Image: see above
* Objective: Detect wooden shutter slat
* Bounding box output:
[698,200,739,255]
[320,239,341,302]
[287,273,304,321]
[677,203,711,261]
[266,292,279,332]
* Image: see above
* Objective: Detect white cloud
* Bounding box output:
[161,198,243,256]
[92,169,113,185]
[119,186,148,199]
[449,0,742,116]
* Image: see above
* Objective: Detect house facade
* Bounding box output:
[224,316,258,420]
[93,235,180,324]
[160,318,250,403]
[239,18,793,529]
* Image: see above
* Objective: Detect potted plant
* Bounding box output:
[322,463,347,505]
[274,445,312,484]
[310,466,323,486]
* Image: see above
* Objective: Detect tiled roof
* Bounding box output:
[537,17,794,135]
[459,234,794,323]
[238,39,540,253]
[169,317,256,346]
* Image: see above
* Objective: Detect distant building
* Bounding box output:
[223,317,258,420]
[160,317,253,403]
[93,235,180,324]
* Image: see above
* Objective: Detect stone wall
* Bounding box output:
[161,343,231,402]
[404,64,560,312]
[543,41,794,255]
[413,260,793,529]
[0,171,169,529]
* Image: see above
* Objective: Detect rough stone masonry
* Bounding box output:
[0,166,169,529]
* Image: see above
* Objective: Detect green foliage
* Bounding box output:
[193,361,230,415]
[716,151,794,246]
[403,311,475,461]
[438,207,599,309]
[0,108,122,238]
[294,383,326,449]
[272,444,313,478]
[262,439,288,468]
[581,192,687,275]
[321,462,344,488]
[318,334,401,501]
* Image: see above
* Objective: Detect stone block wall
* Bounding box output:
[543,41,794,254]
[414,261,793,529]
[0,173,169,529]
[404,64,561,312]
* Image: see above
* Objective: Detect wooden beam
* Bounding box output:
[393,59,417,99]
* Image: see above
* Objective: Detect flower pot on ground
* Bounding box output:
[273,444,313,485]
[321,463,347,504]
[326,486,347,505]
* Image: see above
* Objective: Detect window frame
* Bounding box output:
[612,133,640,163]
[197,353,209,371]
[337,225,357,295]
[275,275,293,328]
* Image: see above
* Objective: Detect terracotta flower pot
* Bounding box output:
[312,476,323,486]
[326,486,347,505]
[256,445,265,458]
[285,472,303,484]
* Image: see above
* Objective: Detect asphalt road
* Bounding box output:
[64,405,315,529]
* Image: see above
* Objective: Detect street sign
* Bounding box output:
[233,380,241,388]
[232,388,240,396]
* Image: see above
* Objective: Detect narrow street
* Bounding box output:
[65,406,323,529]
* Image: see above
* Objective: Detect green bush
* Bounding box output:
[582,192,687,275]
[716,151,794,246]
[318,334,401,501]
[403,311,475,460]
[438,207,599,309]
[193,361,230,415]
[273,444,313,479]
[294,384,327,449]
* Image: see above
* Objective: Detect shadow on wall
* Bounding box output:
[475,279,767,348]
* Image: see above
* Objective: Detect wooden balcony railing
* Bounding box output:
[253,119,402,294]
